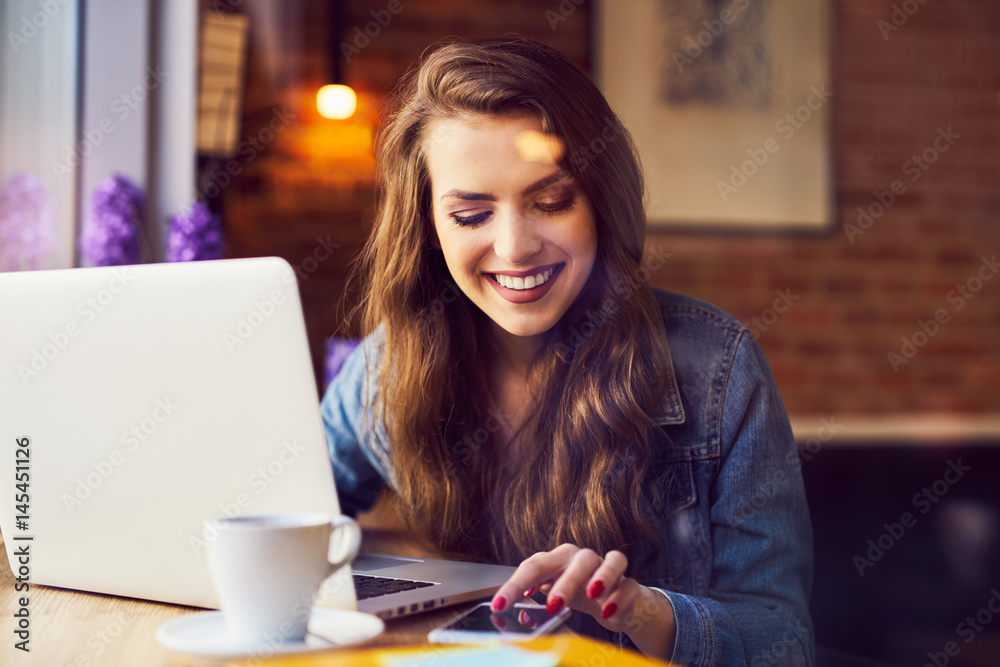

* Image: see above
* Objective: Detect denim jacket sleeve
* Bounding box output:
[652,325,814,666]
[320,332,392,517]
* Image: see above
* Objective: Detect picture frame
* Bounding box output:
[595,0,833,231]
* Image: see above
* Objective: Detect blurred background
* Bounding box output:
[1,0,998,664]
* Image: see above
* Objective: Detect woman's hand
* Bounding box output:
[490,544,677,658]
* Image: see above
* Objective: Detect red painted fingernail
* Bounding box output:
[524,586,536,597]
[492,595,507,612]
[587,580,604,599]
[601,602,618,620]
[545,595,564,615]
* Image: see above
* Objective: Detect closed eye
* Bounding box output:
[535,196,576,215]
[450,210,492,228]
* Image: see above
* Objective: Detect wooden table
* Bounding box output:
[0,494,474,666]
[0,495,671,666]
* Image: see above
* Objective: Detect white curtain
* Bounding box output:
[0,0,80,269]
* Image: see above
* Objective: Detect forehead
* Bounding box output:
[422,114,562,191]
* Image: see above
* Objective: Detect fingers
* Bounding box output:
[596,577,642,631]
[523,577,554,599]
[491,544,578,612]
[582,551,637,629]
[585,549,628,601]
[490,545,636,632]
[544,548,603,615]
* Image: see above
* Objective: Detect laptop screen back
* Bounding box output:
[0,258,352,609]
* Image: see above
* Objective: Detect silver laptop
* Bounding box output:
[0,257,513,619]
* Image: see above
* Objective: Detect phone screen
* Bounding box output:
[444,603,558,634]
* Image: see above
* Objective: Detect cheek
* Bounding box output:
[438,230,486,276]
[563,212,598,259]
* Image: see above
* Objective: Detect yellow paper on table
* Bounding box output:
[230,635,677,667]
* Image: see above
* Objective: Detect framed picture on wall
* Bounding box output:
[595,0,833,231]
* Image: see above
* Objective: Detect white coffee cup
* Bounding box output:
[204,512,362,649]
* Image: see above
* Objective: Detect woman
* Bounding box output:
[322,38,814,665]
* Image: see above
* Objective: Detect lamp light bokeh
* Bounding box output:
[317,84,357,119]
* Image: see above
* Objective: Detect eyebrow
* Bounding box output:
[439,170,570,202]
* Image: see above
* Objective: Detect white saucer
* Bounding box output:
[155,608,385,660]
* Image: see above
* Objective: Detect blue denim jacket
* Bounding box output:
[321,288,814,666]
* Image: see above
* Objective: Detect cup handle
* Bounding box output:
[326,515,362,576]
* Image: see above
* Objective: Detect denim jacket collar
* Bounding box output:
[655,334,686,426]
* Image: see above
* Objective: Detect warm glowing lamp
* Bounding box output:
[317,2,356,120]
[317,84,357,120]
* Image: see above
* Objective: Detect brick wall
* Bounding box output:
[653,0,1000,416]
[217,0,1000,418]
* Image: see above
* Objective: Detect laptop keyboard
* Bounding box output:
[352,574,436,600]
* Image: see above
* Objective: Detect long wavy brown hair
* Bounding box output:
[353,38,674,574]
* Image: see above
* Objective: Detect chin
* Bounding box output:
[492,313,559,339]
[502,324,549,338]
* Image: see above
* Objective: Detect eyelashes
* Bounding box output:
[449,195,578,228]
[451,210,491,227]
[535,197,577,215]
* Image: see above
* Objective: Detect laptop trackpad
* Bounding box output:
[354,553,424,571]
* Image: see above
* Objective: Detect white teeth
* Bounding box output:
[494,268,555,291]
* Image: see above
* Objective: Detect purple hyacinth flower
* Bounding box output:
[0,172,54,271]
[166,201,224,262]
[79,173,143,266]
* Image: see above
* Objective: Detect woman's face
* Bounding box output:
[423,114,597,341]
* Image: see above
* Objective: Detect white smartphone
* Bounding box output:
[427,601,571,643]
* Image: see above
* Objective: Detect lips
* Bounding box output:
[486,264,564,304]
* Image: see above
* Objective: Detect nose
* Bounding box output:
[492,208,542,266]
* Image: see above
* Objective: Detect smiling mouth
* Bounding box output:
[489,265,562,291]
